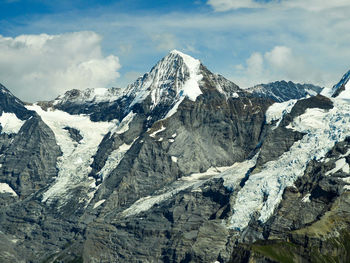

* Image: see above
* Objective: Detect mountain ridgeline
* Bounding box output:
[0,50,349,263]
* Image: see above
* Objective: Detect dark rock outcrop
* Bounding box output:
[247,80,322,102]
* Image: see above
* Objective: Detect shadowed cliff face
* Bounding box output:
[0,52,349,263]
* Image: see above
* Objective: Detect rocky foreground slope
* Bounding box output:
[0,51,349,262]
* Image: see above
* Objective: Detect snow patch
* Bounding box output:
[150,125,166,137]
[165,98,184,118]
[27,105,115,204]
[0,112,25,134]
[326,158,349,175]
[0,183,17,196]
[334,76,350,100]
[55,87,125,105]
[171,156,178,163]
[93,199,106,209]
[343,176,350,183]
[163,51,203,118]
[305,89,318,96]
[302,193,311,203]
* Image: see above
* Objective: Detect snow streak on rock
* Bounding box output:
[121,156,257,217]
[97,139,137,181]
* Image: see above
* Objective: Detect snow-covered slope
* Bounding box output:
[323,69,350,99]
[0,112,25,134]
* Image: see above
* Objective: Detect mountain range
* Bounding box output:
[0,50,349,263]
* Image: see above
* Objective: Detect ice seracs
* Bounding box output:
[26,105,116,205]
[228,98,350,230]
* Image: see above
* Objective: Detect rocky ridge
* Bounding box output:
[0,51,349,262]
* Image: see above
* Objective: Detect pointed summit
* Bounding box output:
[124,50,203,113]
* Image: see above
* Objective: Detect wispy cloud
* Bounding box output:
[0,31,121,101]
[207,0,350,12]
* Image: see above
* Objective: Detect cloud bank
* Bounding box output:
[233,46,326,87]
[0,31,121,102]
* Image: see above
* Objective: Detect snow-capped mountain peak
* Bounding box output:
[125,50,203,112]
[43,50,243,124]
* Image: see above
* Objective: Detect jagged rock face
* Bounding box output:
[330,69,350,98]
[0,84,32,120]
[247,80,322,102]
[0,51,350,263]
[83,179,234,263]
[0,85,61,200]
[0,116,61,198]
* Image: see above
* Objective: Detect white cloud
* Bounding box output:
[233,46,325,87]
[151,33,177,51]
[207,0,350,11]
[0,31,121,102]
[246,52,264,76]
[265,46,291,68]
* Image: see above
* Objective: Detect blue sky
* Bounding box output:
[1,0,350,101]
